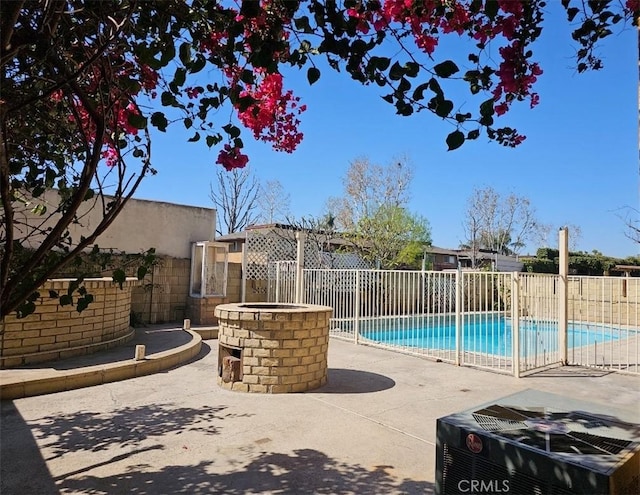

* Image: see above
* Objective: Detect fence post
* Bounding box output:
[275,262,280,303]
[354,271,360,345]
[295,232,306,304]
[558,227,569,365]
[512,272,521,378]
[241,239,247,303]
[455,268,462,366]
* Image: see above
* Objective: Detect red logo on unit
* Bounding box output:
[466,433,483,454]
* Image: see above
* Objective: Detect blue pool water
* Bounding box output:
[359,316,625,357]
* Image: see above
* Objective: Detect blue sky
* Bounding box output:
[135,3,639,258]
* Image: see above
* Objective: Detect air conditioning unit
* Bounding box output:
[435,389,640,495]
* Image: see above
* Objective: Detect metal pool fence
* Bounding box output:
[273,269,639,377]
[567,276,639,374]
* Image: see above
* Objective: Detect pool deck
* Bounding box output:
[1,324,639,494]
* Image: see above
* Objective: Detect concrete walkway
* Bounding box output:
[1,325,639,494]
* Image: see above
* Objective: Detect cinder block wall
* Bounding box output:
[187,263,244,325]
[0,278,138,368]
[567,278,639,326]
[131,260,249,326]
[130,257,191,324]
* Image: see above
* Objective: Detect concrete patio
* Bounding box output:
[1,326,639,494]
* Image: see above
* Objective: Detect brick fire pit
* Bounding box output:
[214,303,332,393]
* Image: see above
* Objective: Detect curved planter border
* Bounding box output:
[0,329,202,400]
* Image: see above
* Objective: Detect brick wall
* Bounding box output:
[1,278,139,368]
[130,257,191,324]
[215,303,332,393]
[187,262,246,325]
[567,277,639,326]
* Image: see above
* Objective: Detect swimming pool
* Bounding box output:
[357,315,626,357]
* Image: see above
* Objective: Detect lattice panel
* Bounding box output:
[246,228,370,278]
[424,275,456,313]
[317,251,371,269]
[245,230,296,280]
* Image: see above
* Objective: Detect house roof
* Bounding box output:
[215,231,247,242]
[426,245,460,256]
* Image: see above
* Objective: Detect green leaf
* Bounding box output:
[294,16,312,32]
[16,301,36,319]
[76,294,94,313]
[187,131,200,142]
[161,91,178,107]
[222,124,241,139]
[113,269,126,289]
[190,54,206,74]
[428,78,444,97]
[467,129,480,140]
[307,67,320,85]
[371,56,390,71]
[179,42,192,65]
[173,67,186,87]
[127,112,147,130]
[397,77,411,93]
[446,130,465,151]
[49,290,59,298]
[381,94,394,104]
[479,114,494,126]
[206,135,220,148]
[485,0,499,20]
[184,117,193,129]
[433,60,459,78]
[159,41,176,66]
[566,7,580,22]
[480,98,495,117]
[389,61,404,80]
[150,112,168,132]
[395,100,413,116]
[137,266,148,279]
[240,70,255,84]
[31,203,47,215]
[412,82,430,101]
[404,61,419,78]
[434,99,453,118]
[59,294,73,306]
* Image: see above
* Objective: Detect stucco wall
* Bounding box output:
[17,190,215,258]
[1,278,139,368]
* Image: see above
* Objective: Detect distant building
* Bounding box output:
[425,246,524,272]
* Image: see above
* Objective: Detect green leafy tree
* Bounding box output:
[327,156,414,231]
[350,205,431,269]
[2,0,636,317]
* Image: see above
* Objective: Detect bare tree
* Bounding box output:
[535,222,583,251]
[210,167,259,236]
[617,207,640,245]
[462,186,539,260]
[279,213,343,268]
[328,156,414,230]
[257,180,290,224]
